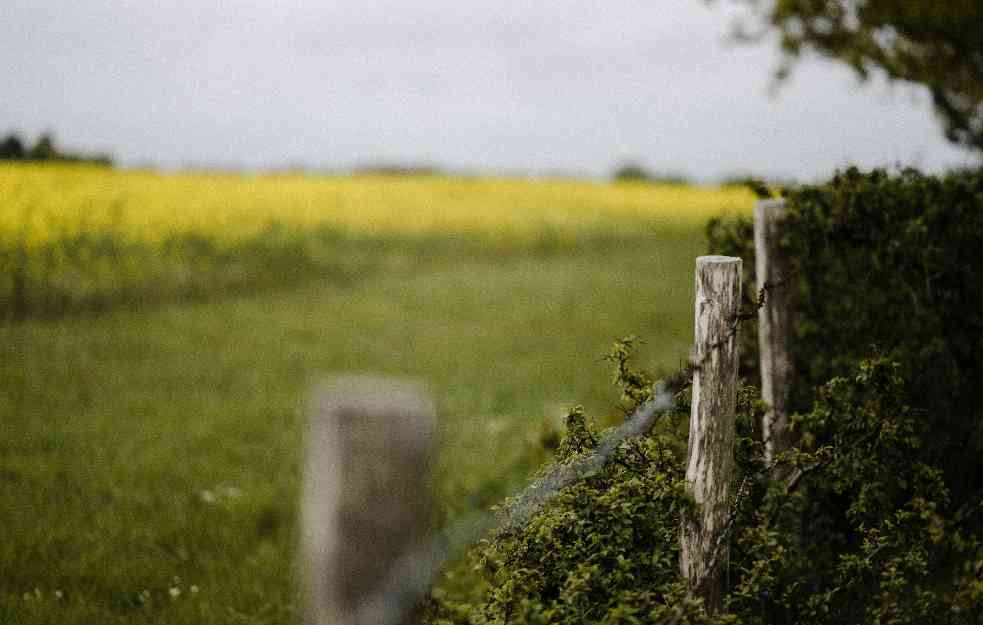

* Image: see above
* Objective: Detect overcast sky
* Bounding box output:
[2,0,978,181]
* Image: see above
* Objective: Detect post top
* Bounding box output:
[311,375,436,447]
[697,255,742,265]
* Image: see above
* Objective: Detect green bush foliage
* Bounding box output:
[428,347,982,624]
[727,358,980,624]
[426,339,707,625]
[708,166,983,504]
[427,167,983,623]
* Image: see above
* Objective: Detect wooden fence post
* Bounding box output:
[681,255,742,615]
[754,199,793,467]
[300,377,436,625]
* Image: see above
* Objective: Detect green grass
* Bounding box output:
[1,233,703,624]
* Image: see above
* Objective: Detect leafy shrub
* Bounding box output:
[708,166,983,504]
[726,358,980,624]
[427,345,982,624]
[427,167,983,623]
[424,339,713,625]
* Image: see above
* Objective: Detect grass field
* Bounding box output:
[0,168,752,624]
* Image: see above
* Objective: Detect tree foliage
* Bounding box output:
[611,162,690,185]
[0,131,112,165]
[719,0,983,152]
[0,134,26,160]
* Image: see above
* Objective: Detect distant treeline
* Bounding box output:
[0,132,113,166]
[612,162,798,189]
[611,162,690,185]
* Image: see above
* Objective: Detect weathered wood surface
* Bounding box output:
[754,199,794,467]
[300,377,436,625]
[681,255,742,614]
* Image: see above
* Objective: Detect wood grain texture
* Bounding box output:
[754,199,794,467]
[681,255,741,614]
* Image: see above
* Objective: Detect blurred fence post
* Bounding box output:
[681,255,742,615]
[754,199,793,467]
[300,376,436,625]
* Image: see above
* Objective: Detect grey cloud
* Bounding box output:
[1,0,975,179]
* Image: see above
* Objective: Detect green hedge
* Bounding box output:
[708,166,983,503]
[426,167,983,624]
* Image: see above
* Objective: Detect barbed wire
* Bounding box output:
[353,387,677,625]
[350,279,788,625]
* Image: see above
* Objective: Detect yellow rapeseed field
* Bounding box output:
[0,162,753,316]
[0,163,753,246]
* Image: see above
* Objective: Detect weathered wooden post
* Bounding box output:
[681,255,742,614]
[754,199,793,467]
[300,377,436,625]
